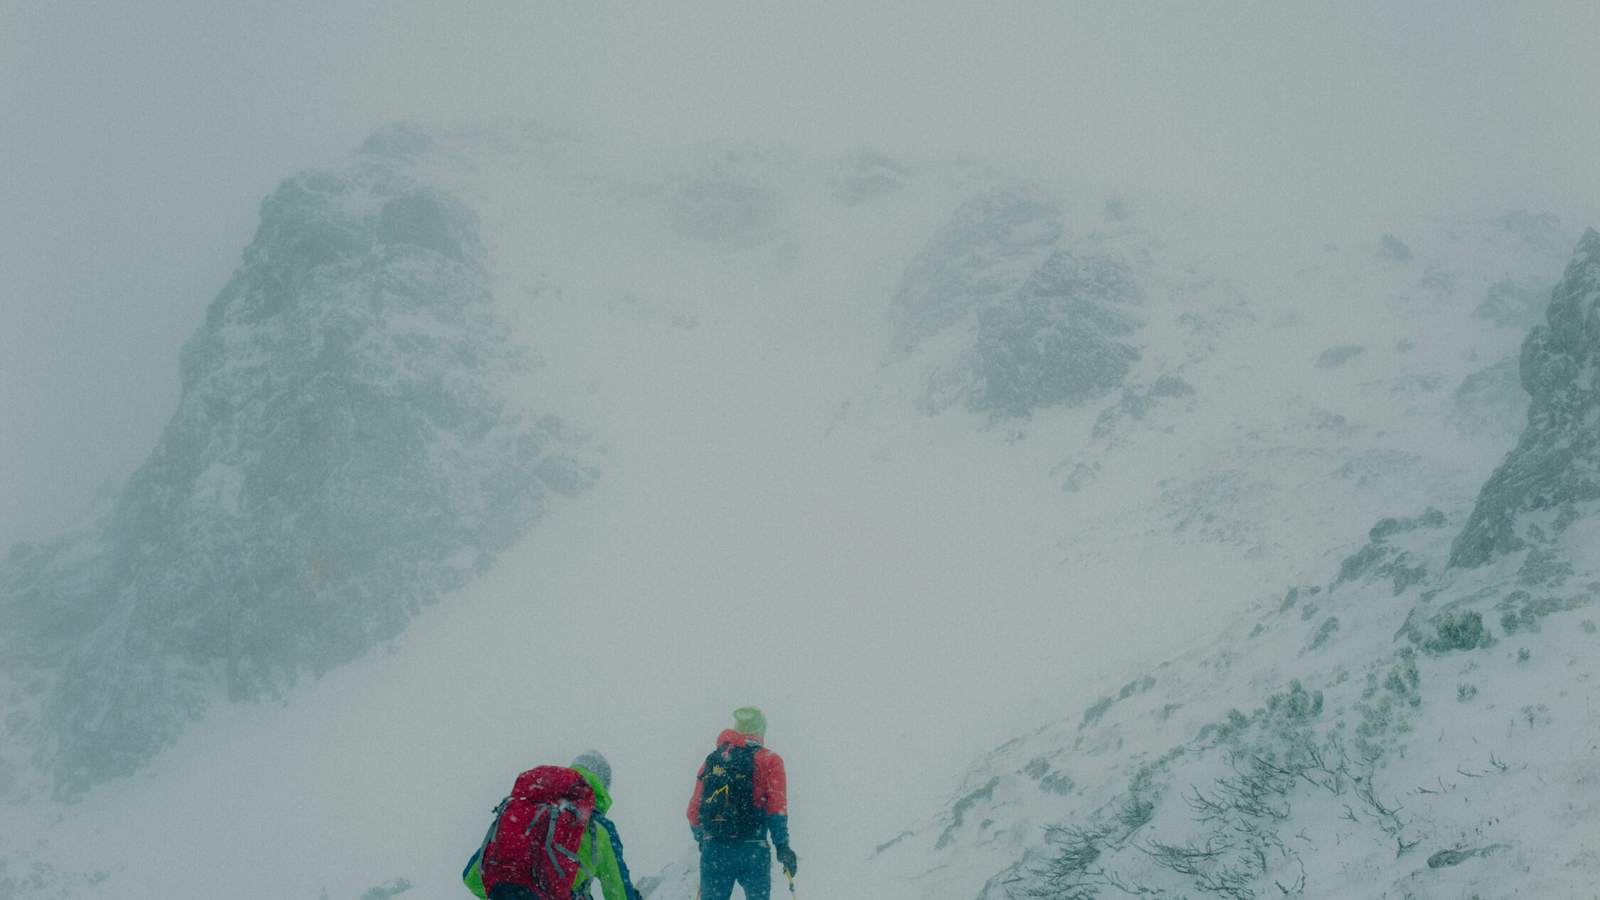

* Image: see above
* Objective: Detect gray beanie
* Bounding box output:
[571,750,612,789]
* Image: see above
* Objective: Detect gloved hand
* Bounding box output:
[691,827,705,848]
[775,843,798,877]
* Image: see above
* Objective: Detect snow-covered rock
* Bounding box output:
[0,153,592,798]
[892,189,1064,354]
[888,189,1155,418]
[1452,228,1600,569]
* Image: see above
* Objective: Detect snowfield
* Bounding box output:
[2,123,1594,900]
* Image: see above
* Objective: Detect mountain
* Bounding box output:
[0,122,1589,899]
[0,151,593,800]
[863,231,1600,899]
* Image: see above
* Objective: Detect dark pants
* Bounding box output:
[700,840,771,900]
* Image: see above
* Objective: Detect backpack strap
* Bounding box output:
[528,799,597,884]
[482,798,508,850]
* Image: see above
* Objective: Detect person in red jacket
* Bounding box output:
[687,707,797,900]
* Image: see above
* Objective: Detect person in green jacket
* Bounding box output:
[463,751,642,900]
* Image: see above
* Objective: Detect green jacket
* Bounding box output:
[464,766,639,900]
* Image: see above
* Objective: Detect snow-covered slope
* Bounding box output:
[0,123,1589,899]
[863,231,1600,900]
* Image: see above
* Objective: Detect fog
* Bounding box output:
[5,2,1598,548]
[4,4,1600,898]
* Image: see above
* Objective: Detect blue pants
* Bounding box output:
[700,840,771,900]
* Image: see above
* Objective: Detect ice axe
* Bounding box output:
[785,869,797,898]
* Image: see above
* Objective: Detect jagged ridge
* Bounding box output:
[0,155,592,797]
[1452,228,1600,568]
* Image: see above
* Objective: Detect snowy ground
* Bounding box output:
[1,125,1589,900]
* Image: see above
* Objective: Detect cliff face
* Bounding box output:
[1451,229,1600,570]
[972,247,1142,416]
[0,156,591,797]
[890,190,1145,417]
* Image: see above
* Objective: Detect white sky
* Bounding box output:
[3,0,1599,546]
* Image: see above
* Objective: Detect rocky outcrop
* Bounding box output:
[891,191,1062,353]
[891,190,1146,417]
[1451,229,1600,569]
[0,156,591,796]
[828,148,911,206]
[972,249,1141,416]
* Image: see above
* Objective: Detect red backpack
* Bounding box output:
[480,765,598,899]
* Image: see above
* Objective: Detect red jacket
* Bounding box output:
[686,729,788,831]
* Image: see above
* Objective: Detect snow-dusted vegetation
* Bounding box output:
[867,232,1600,900]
